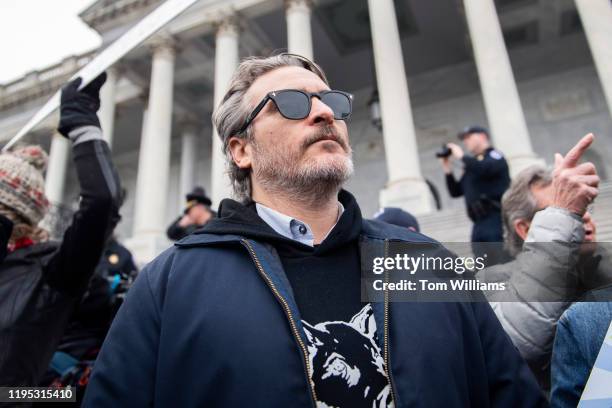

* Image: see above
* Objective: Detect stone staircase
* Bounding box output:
[419,181,612,243]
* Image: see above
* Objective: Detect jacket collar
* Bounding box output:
[176,215,438,248]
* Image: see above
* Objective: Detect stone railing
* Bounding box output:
[80,0,162,29]
[0,52,95,111]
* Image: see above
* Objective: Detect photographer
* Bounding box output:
[439,126,510,261]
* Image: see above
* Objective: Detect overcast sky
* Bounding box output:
[0,0,101,84]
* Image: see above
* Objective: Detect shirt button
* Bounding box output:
[298,225,307,235]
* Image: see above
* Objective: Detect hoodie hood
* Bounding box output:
[197,189,363,253]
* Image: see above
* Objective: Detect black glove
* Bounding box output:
[58,72,107,138]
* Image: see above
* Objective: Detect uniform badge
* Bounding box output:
[489,150,503,160]
[108,254,120,265]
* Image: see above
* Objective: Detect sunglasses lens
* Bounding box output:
[274,91,311,119]
[322,92,352,119]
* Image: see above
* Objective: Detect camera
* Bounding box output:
[435,144,452,158]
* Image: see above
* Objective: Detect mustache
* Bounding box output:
[301,126,349,152]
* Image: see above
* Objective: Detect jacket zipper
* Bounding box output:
[242,240,317,407]
[384,239,399,406]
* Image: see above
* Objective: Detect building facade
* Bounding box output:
[1,0,611,263]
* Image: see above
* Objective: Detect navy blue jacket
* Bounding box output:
[446,147,510,214]
[83,200,545,407]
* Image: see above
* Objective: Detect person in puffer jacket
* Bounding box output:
[0,72,122,388]
[478,134,611,389]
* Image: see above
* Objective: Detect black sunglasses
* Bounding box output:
[238,89,353,134]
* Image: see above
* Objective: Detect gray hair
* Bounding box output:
[211,54,329,201]
[501,165,553,256]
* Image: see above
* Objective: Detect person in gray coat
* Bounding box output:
[478,134,611,389]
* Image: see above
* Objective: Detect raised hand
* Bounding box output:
[552,133,599,216]
[447,142,464,160]
[58,72,107,139]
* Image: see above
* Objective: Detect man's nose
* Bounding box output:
[582,211,592,223]
[308,97,335,125]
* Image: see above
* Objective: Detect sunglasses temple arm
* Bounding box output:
[238,96,271,134]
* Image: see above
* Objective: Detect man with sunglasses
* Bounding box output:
[84,54,545,407]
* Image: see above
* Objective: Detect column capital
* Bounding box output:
[213,13,241,37]
[285,0,313,12]
[148,33,180,58]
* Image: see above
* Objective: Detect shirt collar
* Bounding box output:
[255,202,345,247]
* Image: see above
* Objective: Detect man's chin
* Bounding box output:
[304,146,350,162]
[302,154,353,177]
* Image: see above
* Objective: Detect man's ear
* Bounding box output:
[513,218,531,241]
[228,136,252,170]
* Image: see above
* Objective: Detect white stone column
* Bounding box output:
[99,67,119,147]
[286,0,314,60]
[133,105,149,224]
[44,133,70,204]
[463,0,543,175]
[211,18,239,207]
[132,36,176,242]
[367,0,433,215]
[179,123,198,206]
[575,0,612,119]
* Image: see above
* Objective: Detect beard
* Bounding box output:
[251,126,354,204]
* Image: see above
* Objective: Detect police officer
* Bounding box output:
[166,186,216,241]
[440,126,510,262]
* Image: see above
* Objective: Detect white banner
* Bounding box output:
[3,0,200,152]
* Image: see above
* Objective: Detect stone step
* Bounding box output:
[419,181,612,243]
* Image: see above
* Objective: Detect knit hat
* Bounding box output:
[0,145,50,226]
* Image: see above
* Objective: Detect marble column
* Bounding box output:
[286,0,314,60]
[463,0,543,175]
[44,133,70,204]
[211,18,239,207]
[367,0,433,214]
[133,36,177,239]
[575,0,612,119]
[180,123,198,206]
[99,67,119,146]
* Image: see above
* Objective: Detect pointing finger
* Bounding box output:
[563,133,594,168]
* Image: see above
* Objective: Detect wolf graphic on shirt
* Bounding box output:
[302,304,393,408]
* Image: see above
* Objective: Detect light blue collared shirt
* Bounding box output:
[255,202,345,247]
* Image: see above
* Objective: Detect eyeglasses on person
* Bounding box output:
[237,89,353,134]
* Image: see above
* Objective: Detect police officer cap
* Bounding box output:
[184,186,212,214]
[458,125,489,140]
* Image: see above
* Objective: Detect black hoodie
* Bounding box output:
[202,190,392,407]
[204,190,363,325]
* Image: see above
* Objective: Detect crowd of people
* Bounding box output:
[0,53,609,407]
